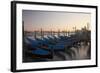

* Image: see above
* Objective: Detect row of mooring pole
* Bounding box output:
[23,20,88,39]
[33,28,71,39]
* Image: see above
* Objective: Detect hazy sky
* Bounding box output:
[22,10,91,32]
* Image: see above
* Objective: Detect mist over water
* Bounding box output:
[65,42,90,60]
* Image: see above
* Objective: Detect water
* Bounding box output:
[23,31,91,62]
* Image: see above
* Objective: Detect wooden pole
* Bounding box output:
[41,28,43,39]
[34,30,37,39]
[58,29,60,37]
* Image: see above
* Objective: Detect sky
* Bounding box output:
[22,10,91,32]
